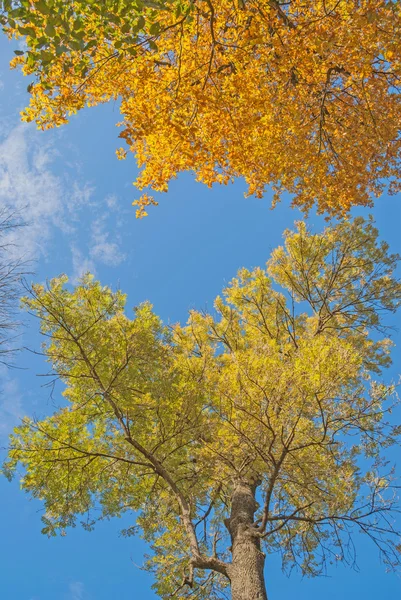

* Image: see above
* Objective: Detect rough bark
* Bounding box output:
[226,481,268,600]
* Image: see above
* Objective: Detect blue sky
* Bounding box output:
[0,33,400,600]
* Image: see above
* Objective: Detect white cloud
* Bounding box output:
[0,125,62,259]
[0,123,94,261]
[68,581,85,600]
[89,214,125,267]
[0,123,127,281]
[105,193,117,209]
[71,245,96,284]
[68,208,125,283]
[0,367,23,439]
[67,181,95,216]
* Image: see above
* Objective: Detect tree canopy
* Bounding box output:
[4,217,401,599]
[2,1,401,216]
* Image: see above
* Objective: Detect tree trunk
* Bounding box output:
[226,481,268,600]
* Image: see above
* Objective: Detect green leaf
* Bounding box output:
[13,49,25,55]
[18,25,36,37]
[55,44,69,56]
[107,13,121,25]
[45,23,55,37]
[26,52,36,67]
[84,39,97,51]
[35,0,50,15]
[69,39,84,51]
[149,22,160,36]
[73,18,83,30]
[40,50,54,64]
[73,29,85,41]
[36,37,49,49]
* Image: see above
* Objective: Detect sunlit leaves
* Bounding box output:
[3,219,401,593]
[2,1,401,214]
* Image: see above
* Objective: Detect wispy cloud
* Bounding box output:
[0,125,63,259]
[105,193,117,209]
[0,367,23,439]
[69,208,126,282]
[68,581,85,600]
[0,123,94,261]
[89,213,125,267]
[0,122,128,284]
[71,245,96,284]
[67,181,95,218]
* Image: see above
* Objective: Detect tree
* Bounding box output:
[0,207,25,365]
[2,1,401,216]
[4,217,401,599]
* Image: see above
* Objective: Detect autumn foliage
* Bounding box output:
[4,218,401,599]
[2,1,401,216]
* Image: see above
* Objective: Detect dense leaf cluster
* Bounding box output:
[2,1,401,215]
[4,219,401,598]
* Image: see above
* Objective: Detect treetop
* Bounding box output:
[4,218,401,597]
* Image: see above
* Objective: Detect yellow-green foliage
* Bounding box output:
[4,218,401,597]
